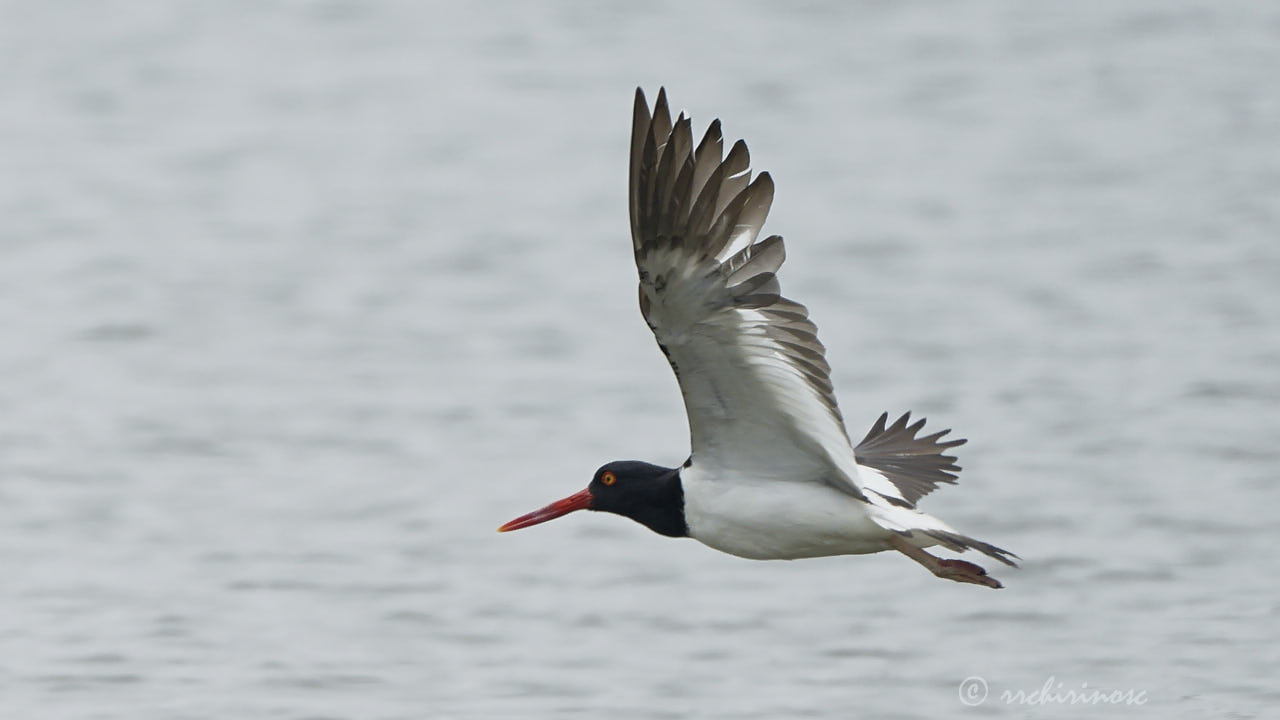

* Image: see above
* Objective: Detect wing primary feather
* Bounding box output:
[687,163,726,246]
[665,155,697,245]
[714,140,751,221]
[629,88,652,244]
[701,175,760,261]
[723,172,774,258]
[860,412,890,445]
[688,119,724,220]
[655,115,694,240]
[636,121,661,249]
[642,92,674,232]
[650,88,672,152]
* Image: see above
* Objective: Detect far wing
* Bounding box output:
[854,411,967,507]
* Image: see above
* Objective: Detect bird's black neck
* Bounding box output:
[634,468,688,538]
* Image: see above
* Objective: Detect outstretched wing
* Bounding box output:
[628,87,861,487]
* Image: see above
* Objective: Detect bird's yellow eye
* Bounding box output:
[600,471,617,486]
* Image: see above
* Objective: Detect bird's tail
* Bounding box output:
[866,503,1019,567]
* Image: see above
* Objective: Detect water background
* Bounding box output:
[2,2,1278,718]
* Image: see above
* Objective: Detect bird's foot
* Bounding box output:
[935,558,1002,589]
[889,535,1004,589]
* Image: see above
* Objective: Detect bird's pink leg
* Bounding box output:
[889,535,1002,589]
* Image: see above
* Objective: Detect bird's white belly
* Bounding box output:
[681,468,892,560]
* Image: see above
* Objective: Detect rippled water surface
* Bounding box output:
[3,2,1278,718]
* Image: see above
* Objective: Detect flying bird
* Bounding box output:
[499,88,1016,588]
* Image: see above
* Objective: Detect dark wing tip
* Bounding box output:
[860,411,891,445]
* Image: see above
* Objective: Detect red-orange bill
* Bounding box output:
[497,488,593,532]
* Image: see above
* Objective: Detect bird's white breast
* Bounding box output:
[680,462,892,560]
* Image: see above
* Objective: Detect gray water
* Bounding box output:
[3,2,1278,718]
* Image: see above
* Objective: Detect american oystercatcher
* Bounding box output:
[499,88,1017,588]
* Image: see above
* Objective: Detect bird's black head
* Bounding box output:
[498,460,687,538]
